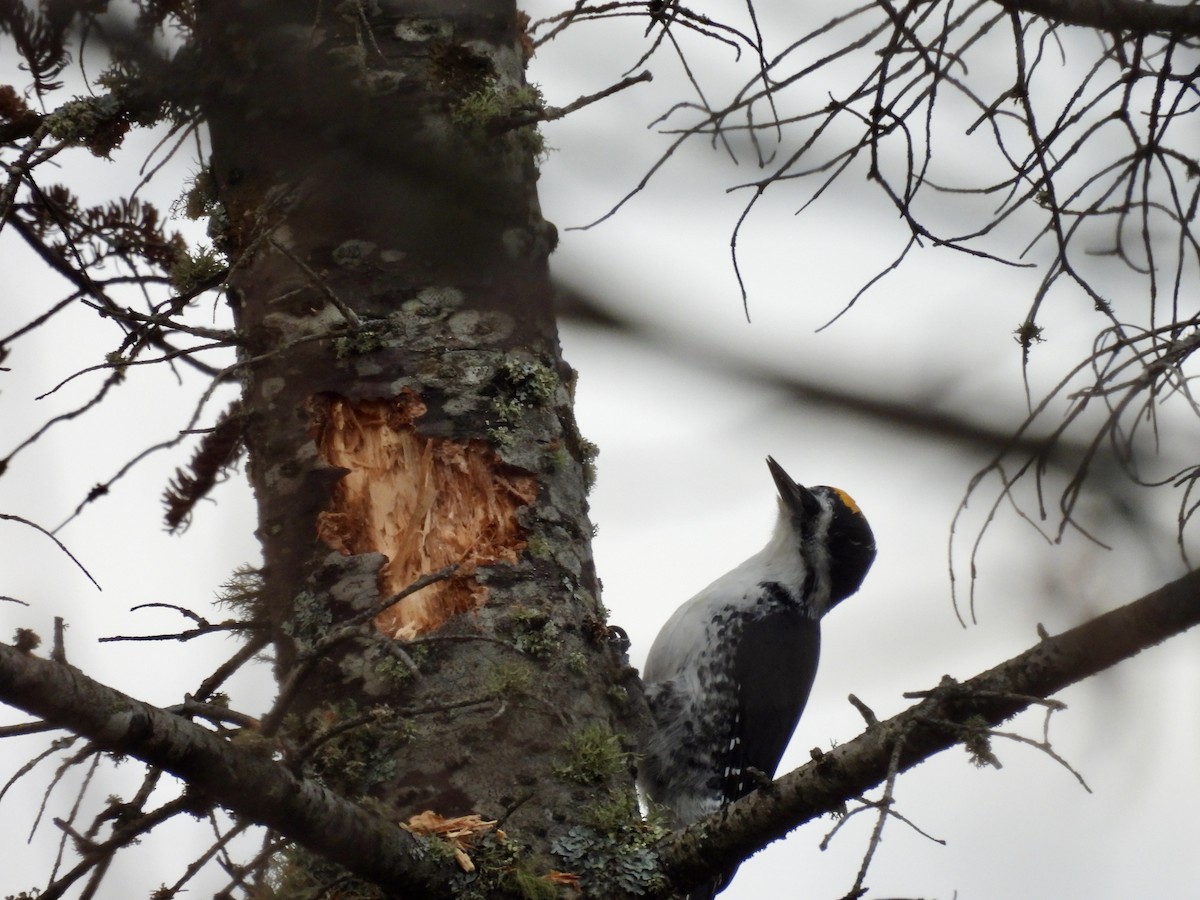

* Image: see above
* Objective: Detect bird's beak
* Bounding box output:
[766,456,822,519]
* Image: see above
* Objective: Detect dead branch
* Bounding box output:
[1001,0,1200,36]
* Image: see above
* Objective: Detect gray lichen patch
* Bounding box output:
[262,303,348,339]
[447,309,515,344]
[332,239,379,269]
[406,285,465,313]
[393,17,452,43]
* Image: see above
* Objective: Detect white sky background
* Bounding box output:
[2,1,1200,897]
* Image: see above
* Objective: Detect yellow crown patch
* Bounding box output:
[831,487,863,516]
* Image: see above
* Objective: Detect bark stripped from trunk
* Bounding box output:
[313,392,538,638]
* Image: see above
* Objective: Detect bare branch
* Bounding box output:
[999,0,1200,37]
[0,640,461,898]
[495,70,654,130]
[0,514,99,590]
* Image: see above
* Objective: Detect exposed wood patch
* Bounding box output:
[312,392,537,638]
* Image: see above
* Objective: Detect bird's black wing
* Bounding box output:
[692,609,820,899]
[726,609,821,801]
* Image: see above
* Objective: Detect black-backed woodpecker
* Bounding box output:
[639,457,876,899]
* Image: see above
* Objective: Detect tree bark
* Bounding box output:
[189,0,643,892]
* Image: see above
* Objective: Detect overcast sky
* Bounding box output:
[3,2,1200,898]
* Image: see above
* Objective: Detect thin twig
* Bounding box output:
[498,70,654,130]
[0,515,99,590]
[267,237,361,328]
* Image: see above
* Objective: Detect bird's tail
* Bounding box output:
[686,864,737,899]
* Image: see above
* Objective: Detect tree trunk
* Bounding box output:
[194,1,644,892]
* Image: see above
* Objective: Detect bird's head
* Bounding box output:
[766,456,876,609]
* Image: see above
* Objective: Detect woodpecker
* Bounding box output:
[638,457,876,899]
